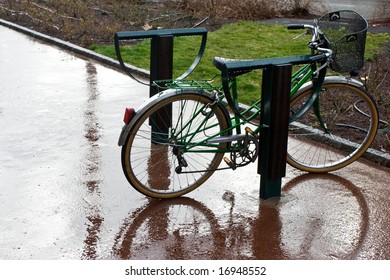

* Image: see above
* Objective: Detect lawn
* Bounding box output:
[91,21,389,105]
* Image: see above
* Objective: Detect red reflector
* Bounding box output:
[123,108,135,124]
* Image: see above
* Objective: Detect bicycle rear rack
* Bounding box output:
[152,79,218,92]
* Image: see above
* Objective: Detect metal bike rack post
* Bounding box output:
[149,35,174,97]
[148,35,174,142]
[258,64,292,199]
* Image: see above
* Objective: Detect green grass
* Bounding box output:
[91,21,389,105]
[365,32,390,60]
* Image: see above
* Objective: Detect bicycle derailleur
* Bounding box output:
[172,142,188,174]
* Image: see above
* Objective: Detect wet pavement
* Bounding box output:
[0,24,389,260]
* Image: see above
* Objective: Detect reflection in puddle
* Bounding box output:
[112,198,225,259]
[112,173,368,259]
[250,198,285,259]
[280,173,368,259]
[147,144,171,191]
[81,61,104,259]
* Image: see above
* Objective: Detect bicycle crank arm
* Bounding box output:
[215,127,259,171]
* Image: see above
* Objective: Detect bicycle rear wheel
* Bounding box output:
[287,80,379,172]
[121,90,230,198]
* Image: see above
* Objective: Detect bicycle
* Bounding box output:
[116,10,379,199]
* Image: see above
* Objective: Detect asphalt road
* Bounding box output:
[319,0,390,20]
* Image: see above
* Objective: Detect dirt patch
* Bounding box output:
[0,0,389,155]
[0,0,230,46]
[360,48,390,154]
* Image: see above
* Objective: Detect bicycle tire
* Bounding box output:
[121,90,230,198]
[287,78,379,172]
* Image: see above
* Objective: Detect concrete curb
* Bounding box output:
[365,147,390,167]
[0,18,149,78]
[1,18,389,167]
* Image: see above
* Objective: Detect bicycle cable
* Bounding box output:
[354,100,388,126]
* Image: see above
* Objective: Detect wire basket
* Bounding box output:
[318,10,368,73]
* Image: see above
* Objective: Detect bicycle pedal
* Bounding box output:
[245,127,255,136]
[224,157,237,170]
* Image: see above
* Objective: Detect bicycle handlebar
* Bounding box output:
[287,24,306,30]
[287,23,333,57]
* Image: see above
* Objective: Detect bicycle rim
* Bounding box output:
[122,92,229,198]
[287,83,379,172]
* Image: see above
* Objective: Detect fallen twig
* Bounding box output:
[92,7,110,16]
[30,1,82,21]
[31,2,55,14]
[147,13,184,23]
[0,4,60,30]
[192,16,209,28]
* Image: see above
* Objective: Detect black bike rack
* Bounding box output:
[115,28,208,143]
[114,28,208,97]
[219,55,317,199]
[115,27,315,200]
[258,64,292,198]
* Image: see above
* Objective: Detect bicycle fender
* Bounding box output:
[117,89,222,146]
[297,76,365,94]
[118,124,131,146]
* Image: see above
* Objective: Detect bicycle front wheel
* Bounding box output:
[121,90,230,198]
[287,80,379,172]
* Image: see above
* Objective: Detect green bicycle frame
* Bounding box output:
[165,63,315,155]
